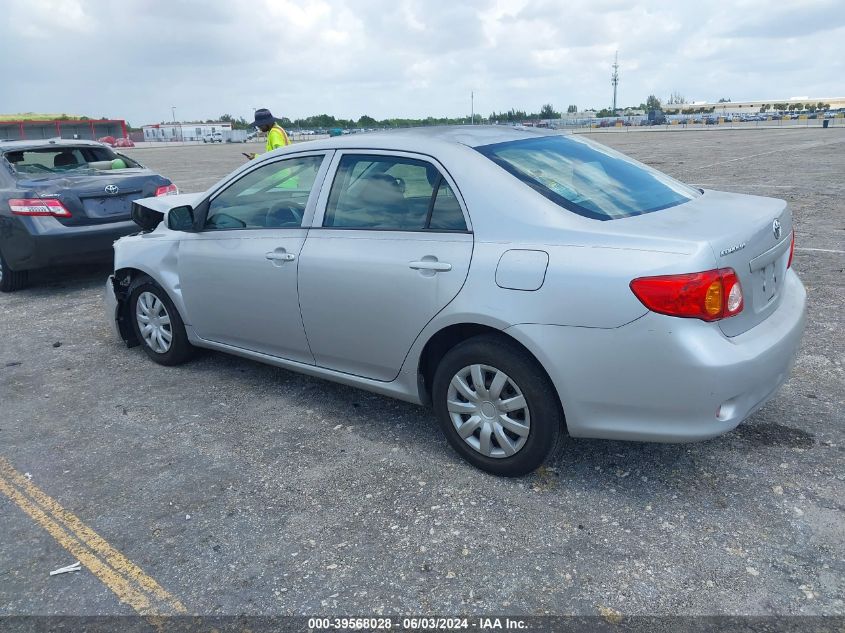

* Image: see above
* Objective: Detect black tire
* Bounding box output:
[0,251,28,292]
[128,276,195,366]
[432,334,563,477]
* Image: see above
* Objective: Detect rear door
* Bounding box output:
[297,151,473,381]
[177,152,332,363]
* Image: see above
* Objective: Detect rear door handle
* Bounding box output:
[409,260,451,272]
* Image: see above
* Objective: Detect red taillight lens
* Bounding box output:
[787,231,795,268]
[155,184,178,196]
[630,268,743,322]
[9,198,71,217]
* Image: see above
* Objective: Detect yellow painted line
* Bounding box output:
[0,457,187,615]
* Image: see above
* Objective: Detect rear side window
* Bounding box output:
[476,135,700,220]
[324,154,467,231]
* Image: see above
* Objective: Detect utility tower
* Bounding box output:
[611,51,619,113]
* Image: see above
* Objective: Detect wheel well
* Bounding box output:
[418,324,565,423]
[112,267,149,347]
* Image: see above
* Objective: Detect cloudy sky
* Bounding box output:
[3,0,844,125]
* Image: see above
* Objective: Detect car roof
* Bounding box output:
[296,125,568,154]
[0,139,108,152]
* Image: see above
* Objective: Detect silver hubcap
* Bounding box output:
[447,364,530,459]
[136,291,172,354]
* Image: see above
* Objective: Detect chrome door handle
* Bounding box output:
[409,260,451,272]
[265,251,295,262]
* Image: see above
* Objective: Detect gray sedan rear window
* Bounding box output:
[476,135,700,221]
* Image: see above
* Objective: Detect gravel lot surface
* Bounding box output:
[1,128,843,618]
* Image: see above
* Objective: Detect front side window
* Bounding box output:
[476,135,700,220]
[323,154,467,231]
[204,155,323,230]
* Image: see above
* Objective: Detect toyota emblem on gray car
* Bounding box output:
[772,218,782,240]
[104,184,119,195]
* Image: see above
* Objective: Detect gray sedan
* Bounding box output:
[105,127,806,476]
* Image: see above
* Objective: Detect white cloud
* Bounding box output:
[1,0,843,125]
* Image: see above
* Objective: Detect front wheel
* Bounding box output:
[432,335,563,477]
[128,277,194,365]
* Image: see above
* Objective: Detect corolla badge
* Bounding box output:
[720,243,746,257]
[104,184,119,195]
[772,218,782,240]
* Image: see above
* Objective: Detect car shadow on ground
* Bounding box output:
[12,262,113,296]
[160,344,796,508]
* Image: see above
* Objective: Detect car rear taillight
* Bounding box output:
[630,268,744,322]
[155,184,178,196]
[787,231,795,268]
[9,198,71,218]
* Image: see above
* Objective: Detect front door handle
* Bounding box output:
[409,260,452,272]
[265,250,295,262]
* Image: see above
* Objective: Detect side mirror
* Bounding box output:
[167,205,195,231]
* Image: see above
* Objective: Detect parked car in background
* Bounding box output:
[203,132,223,143]
[97,136,116,147]
[106,127,805,476]
[114,137,135,148]
[0,139,176,291]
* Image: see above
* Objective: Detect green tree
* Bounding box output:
[645,95,662,110]
[795,103,804,112]
[759,104,770,113]
[358,115,378,128]
[539,103,559,119]
[595,108,614,118]
[718,97,732,103]
[567,104,578,113]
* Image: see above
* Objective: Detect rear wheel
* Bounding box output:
[0,252,28,292]
[128,277,194,365]
[432,335,563,477]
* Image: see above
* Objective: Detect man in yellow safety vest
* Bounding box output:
[245,108,291,159]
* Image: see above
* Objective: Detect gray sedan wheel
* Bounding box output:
[433,334,563,477]
[0,252,28,292]
[447,364,531,458]
[128,276,194,366]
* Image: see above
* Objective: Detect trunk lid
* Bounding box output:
[16,170,168,226]
[603,189,792,336]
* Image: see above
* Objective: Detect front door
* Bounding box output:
[178,153,330,363]
[298,151,473,381]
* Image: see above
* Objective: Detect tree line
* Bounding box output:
[167,98,837,132]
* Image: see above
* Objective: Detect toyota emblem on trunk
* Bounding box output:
[772,219,782,240]
[105,184,119,195]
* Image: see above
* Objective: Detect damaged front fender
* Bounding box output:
[105,271,139,348]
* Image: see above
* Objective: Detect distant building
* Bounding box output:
[665,96,845,114]
[142,122,233,142]
[0,118,126,141]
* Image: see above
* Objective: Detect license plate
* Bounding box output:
[760,262,777,303]
[82,195,135,218]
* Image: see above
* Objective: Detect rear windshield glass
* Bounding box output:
[2,146,140,177]
[476,135,700,220]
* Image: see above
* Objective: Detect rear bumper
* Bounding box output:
[0,215,137,271]
[506,270,807,443]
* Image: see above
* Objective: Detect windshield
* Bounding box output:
[476,135,701,220]
[3,146,140,177]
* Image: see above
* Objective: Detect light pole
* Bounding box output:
[171,106,180,142]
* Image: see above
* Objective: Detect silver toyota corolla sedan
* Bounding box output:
[105,127,806,476]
